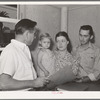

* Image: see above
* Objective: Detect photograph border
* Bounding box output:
[0,1,100,99]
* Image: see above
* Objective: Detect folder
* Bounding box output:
[46,66,76,89]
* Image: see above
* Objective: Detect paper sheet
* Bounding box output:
[46,66,76,89]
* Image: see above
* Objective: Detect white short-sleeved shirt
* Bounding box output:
[0,39,37,81]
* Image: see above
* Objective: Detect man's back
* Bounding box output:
[0,39,37,81]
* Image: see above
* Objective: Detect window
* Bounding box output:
[0,5,19,48]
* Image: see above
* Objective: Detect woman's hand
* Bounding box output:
[81,76,91,82]
[75,76,91,83]
[75,78,82,82]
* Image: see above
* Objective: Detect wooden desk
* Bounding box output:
[56,80,100,91]
[84,81,100,91]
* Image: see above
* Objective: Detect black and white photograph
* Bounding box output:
[0,2,100,99]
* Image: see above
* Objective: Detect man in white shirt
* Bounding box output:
[0,19,49,91]
[72,25,100,82]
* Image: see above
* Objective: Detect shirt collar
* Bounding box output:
[11,39,27,51]
[88,42,93,49]
[77,42,94,51]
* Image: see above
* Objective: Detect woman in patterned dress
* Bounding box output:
[54,31,80,77]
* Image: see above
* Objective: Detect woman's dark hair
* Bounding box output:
[55,31,72,53]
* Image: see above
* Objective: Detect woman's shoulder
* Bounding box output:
[53,50,59,55]
[53,49,58,53]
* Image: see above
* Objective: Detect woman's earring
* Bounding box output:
[67,41,69,44]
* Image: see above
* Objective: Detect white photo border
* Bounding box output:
[0,1,100,99]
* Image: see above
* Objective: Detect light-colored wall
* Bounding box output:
[25,5,61,40]
[19,5,61,51]
[68,5,100,48]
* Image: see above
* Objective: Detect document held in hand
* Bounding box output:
[47,65,76,89]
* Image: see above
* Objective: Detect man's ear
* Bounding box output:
[23,30,29,40]
[90,35,93,40]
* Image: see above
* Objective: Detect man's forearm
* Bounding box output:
[0,74,35,91]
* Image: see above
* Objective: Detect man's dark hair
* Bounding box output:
[79,25,94,36]
[15,19,37,35]
[79,25,95,43]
